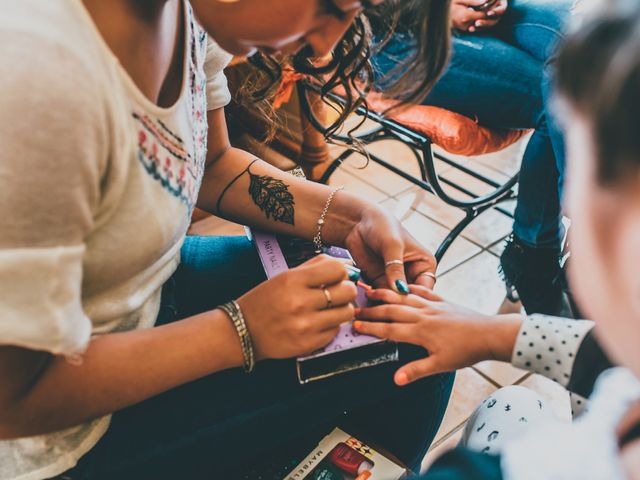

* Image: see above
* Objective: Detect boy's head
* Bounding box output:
[557,0,640,375]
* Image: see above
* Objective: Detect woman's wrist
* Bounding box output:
[218,301,256,373]
[486,314,524,362]
[206,308,247,369]
[321,191,373,247]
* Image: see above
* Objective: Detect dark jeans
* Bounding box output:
[375,0,574,248]
[67,236,454,479]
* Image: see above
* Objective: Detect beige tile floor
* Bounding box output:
[190,134,571,472]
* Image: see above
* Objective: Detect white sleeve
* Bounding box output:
[204,36,233,111]
[0,38,106,355]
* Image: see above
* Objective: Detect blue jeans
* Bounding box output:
[375,0,573,248]
[67,236,454,479]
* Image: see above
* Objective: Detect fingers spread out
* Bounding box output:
[394,357,440,386]
[352,320,415,343]
[365,288,425,308]
[408,285,443,302]
[356,304,419,323]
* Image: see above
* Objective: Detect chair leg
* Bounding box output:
[317,149,357,185]
[435,210,478,263]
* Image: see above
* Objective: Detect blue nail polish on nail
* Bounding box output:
[345,265,361,282]
[395,279,410,295]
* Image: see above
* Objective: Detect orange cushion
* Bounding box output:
[364,91,529,156]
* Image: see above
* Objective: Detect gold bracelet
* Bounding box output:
[313,186,345,254]
[218,300,255,373]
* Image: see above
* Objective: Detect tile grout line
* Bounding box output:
[471,365,531,390]
[470,366,505,390]
[343,161,513,250]
[427,421,468,452]
[436,249,488,278]
[514,372,534,385]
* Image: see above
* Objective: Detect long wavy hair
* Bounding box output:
[237,0,452,140]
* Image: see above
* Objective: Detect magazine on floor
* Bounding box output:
[284,428,407,480]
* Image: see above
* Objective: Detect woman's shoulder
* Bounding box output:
[0,1,118,178]
[1,0,116,105]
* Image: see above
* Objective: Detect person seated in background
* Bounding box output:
[374,0,574,316]
[0,1,455,479]
[356,1,640,476]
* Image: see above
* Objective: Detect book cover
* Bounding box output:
[248,228,399,384]
[284,428,407,480]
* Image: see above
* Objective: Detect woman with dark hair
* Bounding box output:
[355,1,640,476]
[0,1,452,478]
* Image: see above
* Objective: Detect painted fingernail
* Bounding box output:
[396,372,409,386]
[353,321,363,330]
[346,265,361,282]
[395,279,410,295]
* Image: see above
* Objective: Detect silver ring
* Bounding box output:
[322,288,333,309]
[385,259,404,268]
[418,271,437,283]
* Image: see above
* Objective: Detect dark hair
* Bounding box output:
[239,0,451,139]
[556,0,640,186]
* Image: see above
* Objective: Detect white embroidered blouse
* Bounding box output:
[0,1,232,478]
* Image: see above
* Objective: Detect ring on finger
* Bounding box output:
[418,271,437,283]
[322,287,333,309]
[385,259,404,268]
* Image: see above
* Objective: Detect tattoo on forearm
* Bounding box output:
[248,172,296,224]
[216,159,296,225]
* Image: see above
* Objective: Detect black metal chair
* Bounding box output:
[297,81,520,264]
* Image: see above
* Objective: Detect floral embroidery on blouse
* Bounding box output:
[133,3,209,214]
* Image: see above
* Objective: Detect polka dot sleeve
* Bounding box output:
[511,315,594,387]
[570,392,589,417]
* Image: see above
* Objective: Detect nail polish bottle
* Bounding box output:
[328,443,374,476]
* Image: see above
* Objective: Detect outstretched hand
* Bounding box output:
[354,285,522,386]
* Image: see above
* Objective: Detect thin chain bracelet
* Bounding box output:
[218,301,256,373]
[313,186,344,254]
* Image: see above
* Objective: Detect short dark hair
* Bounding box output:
[557,0,640,186]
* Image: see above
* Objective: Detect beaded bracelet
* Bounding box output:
[313,186,344,254]
[218,300,256,373]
